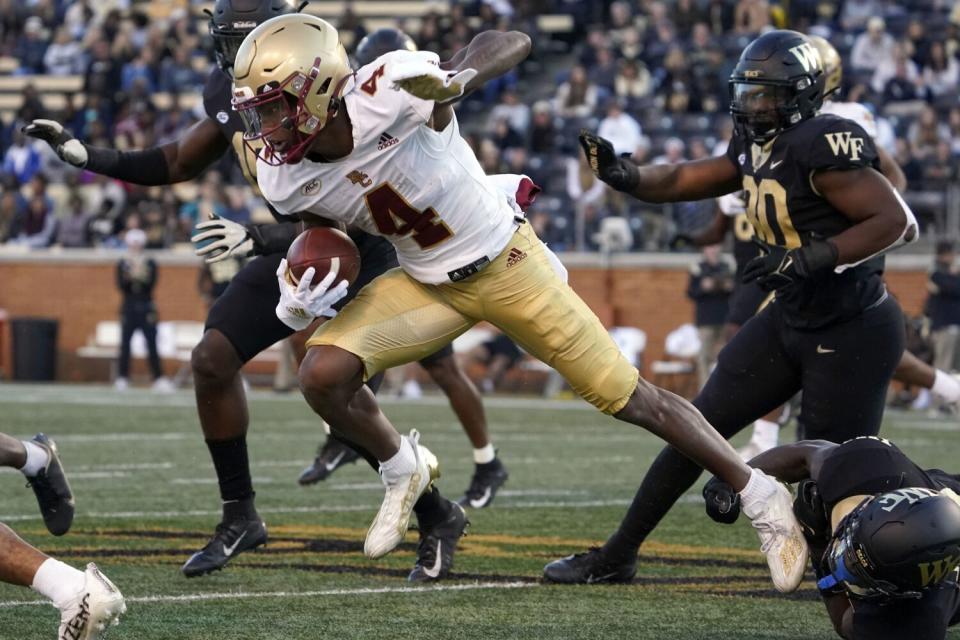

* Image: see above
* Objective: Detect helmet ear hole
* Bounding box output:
[315,77,332,96]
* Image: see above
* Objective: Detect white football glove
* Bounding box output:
[191,214,254,264]
[22,119,88,167]
[389,57,478,103]
[274,258,350,331]
[718,192,747,217]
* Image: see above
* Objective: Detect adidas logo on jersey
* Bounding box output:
[506,248,527,268]
[378,132,399,151]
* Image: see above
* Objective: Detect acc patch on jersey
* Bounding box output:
[216,111,230,124]
[302,179,322,196]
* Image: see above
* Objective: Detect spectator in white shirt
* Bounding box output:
[922,41,959,98]
[852,17,897,74]
[487,89,530,136]
[597,99,644,157]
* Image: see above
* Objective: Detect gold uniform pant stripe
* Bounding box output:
[306,223,639,414]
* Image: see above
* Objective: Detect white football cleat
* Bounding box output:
[364,430,440,559]
[151,377,175,393]
[58,563,126,640]
[744,474,809,593]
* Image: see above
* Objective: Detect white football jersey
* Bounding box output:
[819,100,879,140]
[257,50,518,284]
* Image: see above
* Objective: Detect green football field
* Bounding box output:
[1,383,958,639]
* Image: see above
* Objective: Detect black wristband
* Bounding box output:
[83,145,171,185]
[795,238,839,277]
[246,222,299,255]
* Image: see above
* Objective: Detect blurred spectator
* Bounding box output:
[927,242,960,379]
[158,48,203,93]
[56,193,91,248]
[553,65,597,119]
[590,47,619,92]
[733,0,770,34]
[894,137,924,185]
[687,244,735,387]
[9,194,56,248]
[0,189,22,243]
[115,227,171,392]
[43,27,84,76]
[905,19,931,68]
[841,0,883,31]
[873,42,921,98]
[920,141,958,191]
[487,89,530,136]
[921,41,959,99]
[853,17,897,74]
[948,108,960,155]
[121,50,157,94]
[15,16,49,74]
[674,0,706,38]
[653,137,687,165]
[84,40,121,103]
[908,106,950,162]
[614,59,653,104]
[566,151,607,217]
[2,131,44,185]
[597,99,644,157]
[63,0,95,40]
[490,117,525,151]
[528,101,557,154]
[705,0,735,36]
[139,200,174,249]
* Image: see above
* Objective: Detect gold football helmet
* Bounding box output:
[231,14,351,164]
[808,35,842,98]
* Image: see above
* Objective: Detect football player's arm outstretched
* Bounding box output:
[23,115,297,263]
[388,30,532,132]
[579,130,743,203]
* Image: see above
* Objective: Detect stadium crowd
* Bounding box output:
[0,0,957,252]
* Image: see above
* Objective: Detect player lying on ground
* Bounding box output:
[545,30,917,585]
[704,437,960,640]
[23,0,470,582]
[232,14,809,591]
[0,433,125,638]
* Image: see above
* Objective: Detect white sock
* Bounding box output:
[473,444,496,465]
[378,436,416,484]
[932,370,960,403]
[751,419,780,448]
[739,468,776,518]
[30,559,84,610]
[18,441,49,477]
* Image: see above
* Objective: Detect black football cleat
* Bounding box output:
[298,437,362,485]
[181,517,268,577]
[408,502,469,582]
[25,433,75,536]
[543,547,637,584]
[457,458,509,509]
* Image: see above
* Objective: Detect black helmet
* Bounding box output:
[729,29,825,144]
[818,489,960,600]
[207,0,304,73]
[354,28,417,68]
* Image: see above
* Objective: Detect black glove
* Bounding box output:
[703,476,741,524]
[578,130,639,193]
[22,119,89,167]
[794,478,830,545]
[669,233,696,251]
[741,237,838,292]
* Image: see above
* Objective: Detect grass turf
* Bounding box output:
[0,383,957,639]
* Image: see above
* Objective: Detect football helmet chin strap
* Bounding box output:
[834,189,919,273]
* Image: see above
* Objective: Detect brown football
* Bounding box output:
[285,227,361,288]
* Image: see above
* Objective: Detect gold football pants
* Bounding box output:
[306,223,639,414]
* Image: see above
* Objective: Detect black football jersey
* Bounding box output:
[725,114,886,329]
[203,68,292,223]
[730,210,759,276]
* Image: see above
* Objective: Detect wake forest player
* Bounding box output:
[704,437,960,640]
[545,30,918,584]
[233,14,810,592]
[681,34,960,460]
[24,0,478,582]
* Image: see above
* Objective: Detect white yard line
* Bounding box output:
[0,580,536,609]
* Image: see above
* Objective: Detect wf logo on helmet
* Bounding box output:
[788,42,822,73]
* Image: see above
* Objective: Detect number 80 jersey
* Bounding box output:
[725,113,884,328]
[256,50,518,285]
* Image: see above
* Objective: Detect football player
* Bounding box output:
[24,0,470,582]
[296,26,510,510]
[0,432,125,637]
[233,15,809,592]
[704,437,960,640]
[545,30,917,584]
[729,35,960,457]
